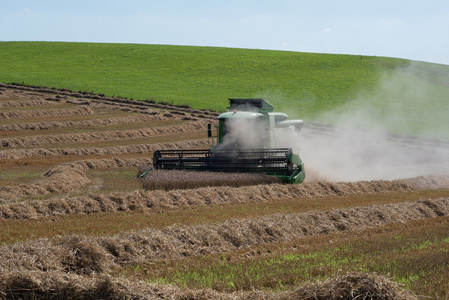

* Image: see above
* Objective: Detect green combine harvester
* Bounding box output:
[153,98,306,183]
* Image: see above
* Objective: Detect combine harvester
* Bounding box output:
[153,99,305,183]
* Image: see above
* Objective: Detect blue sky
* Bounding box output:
[1,0,449,65]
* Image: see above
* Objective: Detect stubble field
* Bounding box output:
[1,84,449,299]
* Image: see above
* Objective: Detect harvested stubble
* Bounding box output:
[0,164,90,204]
[1,198,448,275]
[141,170,281,190]
[2,175,448,219]
[0,157,153,204]
[0,271,416,300]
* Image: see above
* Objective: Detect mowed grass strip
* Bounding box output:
[0,166,44,186]
[120,216,449,298]
[1,189,449,244]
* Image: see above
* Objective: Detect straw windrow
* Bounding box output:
[0,271,416,300]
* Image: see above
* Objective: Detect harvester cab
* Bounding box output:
[212,99,303,150]
[153,98,306,183]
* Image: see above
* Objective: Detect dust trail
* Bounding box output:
[299,124,449,182]
[298,65,449,182]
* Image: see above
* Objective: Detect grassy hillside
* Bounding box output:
[1,42,448,139]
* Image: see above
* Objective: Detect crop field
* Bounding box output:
[1,84,449,299]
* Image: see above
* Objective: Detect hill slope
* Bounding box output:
[1,41,448,139]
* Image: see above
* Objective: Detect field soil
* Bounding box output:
[1,84,449,299]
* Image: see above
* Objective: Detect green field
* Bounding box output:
[1,41,448,139]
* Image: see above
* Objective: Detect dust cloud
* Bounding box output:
[298,64,449,182]
[216,105,302,152]
[217,116,265,150]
